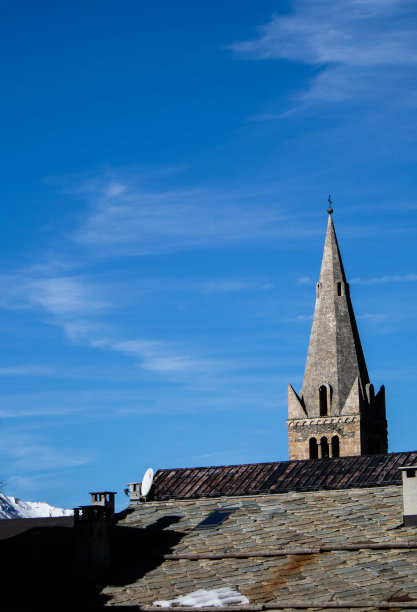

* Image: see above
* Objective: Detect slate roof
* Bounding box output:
[102,484,417,608]
[151,451,417,501]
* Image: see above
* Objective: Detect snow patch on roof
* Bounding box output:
[154,587,249,608]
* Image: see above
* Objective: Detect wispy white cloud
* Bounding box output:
[19,276,274,381]
[0,363,151,382]
[0,435,95,472]
[127,277,275,296]
[230,0,417,109]
[27,276,108,315]
[75,185,270,254]
[9,444,94,472]
[296,276,313,285]
[285,314,313,322]
[0,269,112,348]
[0,274,34,311]
[357,313,389,321]
[351,273,417,284]
[2,272,264,384]
[70,332,283,395]
[192,449,245,461]
[113,339,206,374]
[0,391,127,419]
[69,174,319,256]
[0,264,276,392]
[0,406,73,419]
[95,337,238,380]
[0,271,109,320]
[7,472,73,494]
[162,278,275,294]
[0,365,56,377]
[193,279,264,294]
[231,1,417,66]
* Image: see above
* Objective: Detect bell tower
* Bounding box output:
[287,205,388,460]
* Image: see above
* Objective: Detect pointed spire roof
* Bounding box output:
[300,212,369,415]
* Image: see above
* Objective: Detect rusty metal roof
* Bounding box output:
[151,451,417,500]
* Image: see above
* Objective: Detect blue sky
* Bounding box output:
[1,0,417,510]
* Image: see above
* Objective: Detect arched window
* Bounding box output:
[316,283,321,298]
[320,436,329,458]
[331,435,340,458]
[309,437,318,459]
[337,282,342,296]
[319,385,328,416]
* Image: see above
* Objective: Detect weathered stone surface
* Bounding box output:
[288,214,388,460]
[101,486,417,609]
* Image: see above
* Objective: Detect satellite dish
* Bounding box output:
[141,468,154,497]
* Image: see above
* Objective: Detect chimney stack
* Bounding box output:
[89,491,116,514]
[400,466,417,526]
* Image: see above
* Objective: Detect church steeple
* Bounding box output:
[287,208,388,460]
[302,212,369,416]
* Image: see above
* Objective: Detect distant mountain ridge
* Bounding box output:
[0,493,73,519]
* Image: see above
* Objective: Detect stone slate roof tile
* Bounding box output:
[103,485,417,608]
[151,452,417,500]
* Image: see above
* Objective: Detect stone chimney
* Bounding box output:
[89,491,116,513]
[126,482,141,502]
[400,466,417,526]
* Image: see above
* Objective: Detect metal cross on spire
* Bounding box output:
[327,194,333,215]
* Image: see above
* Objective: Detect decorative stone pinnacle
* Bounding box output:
[327,194,333,215]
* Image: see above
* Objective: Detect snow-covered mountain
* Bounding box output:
[0,493,73,519]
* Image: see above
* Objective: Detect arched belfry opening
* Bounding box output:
[309,438,318,459]
[331,435,340,458]
[320,436,329,458]
[319,385,328,416]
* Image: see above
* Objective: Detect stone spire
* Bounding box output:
[301,212,369,415]
[287,209,388,460]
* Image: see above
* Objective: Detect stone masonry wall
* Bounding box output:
[288,416,361,460]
